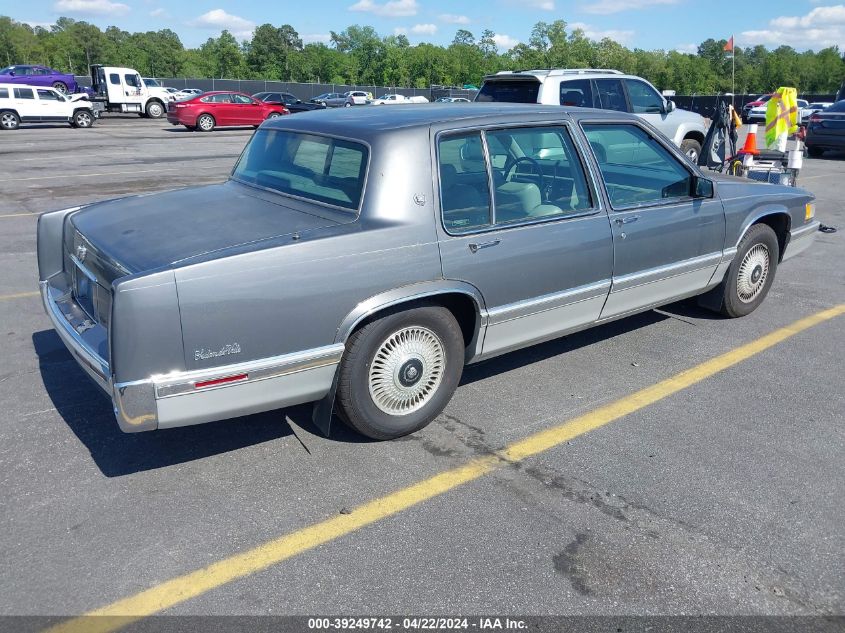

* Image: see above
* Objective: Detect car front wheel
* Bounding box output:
[72,110,93,128]
[719,224,779,318]
[337,306,465,440]
[197,114,215,132]
[0,111,20,130]
[680,138,702,163]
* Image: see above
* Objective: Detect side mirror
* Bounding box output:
[664,100,676,114]
[8,70,14,76]
[693,176,714,198]
[296,99,302,104]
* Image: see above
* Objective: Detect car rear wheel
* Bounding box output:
[337,306,465,440]
[72,110,93,128]
[145,101,165,118]
[52,82,68,94]
[197,114,215,132]
[719,224,779,318]
[0,111,20,130]
[680,138,702,163]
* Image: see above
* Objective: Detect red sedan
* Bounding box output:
[167,91,289,131]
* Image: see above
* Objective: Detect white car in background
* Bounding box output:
[801,102,834,124]
[371,93,429,105]
[0,83,97,130]
[344,91,370,106]
[748,98,809,123]
[174,88,203,100]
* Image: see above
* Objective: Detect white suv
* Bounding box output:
[476,69,707,162]
[0,83,97,130]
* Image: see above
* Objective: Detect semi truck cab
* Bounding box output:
[89,65,173,118]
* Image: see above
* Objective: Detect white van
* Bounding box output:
[88,65,174,118]
[0,84,97,130]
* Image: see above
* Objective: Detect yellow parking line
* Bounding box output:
[0,290,39,301]
[45,304,845,633]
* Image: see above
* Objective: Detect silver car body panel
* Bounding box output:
[35,104,819,433]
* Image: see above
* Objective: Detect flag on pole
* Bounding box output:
[723,36,734,52]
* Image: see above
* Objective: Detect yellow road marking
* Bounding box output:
[45,304,845,633]
[0,290,39,301]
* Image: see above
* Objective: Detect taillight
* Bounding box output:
[809,113,821,123]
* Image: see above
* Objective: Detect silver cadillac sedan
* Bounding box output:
[37,104,820,440]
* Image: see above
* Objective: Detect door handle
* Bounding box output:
[615,215,640,225]
[468,239,501,253]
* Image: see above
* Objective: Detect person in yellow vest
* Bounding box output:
[765,87,798,151]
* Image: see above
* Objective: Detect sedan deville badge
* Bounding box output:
[195,343,241,361]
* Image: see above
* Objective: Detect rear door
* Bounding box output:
[582,121,724,319]
[11,86,37,121]
[435,122,614,357]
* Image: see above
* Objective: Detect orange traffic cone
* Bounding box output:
[739,123,760,155]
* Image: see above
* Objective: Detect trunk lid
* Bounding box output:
[69,181,346,275]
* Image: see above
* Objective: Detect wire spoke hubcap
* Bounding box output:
[737,243,770,303]
[368,326,446,416]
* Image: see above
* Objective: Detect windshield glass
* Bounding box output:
[0,66,12,74]
[476,79,540,103]
[144,78,161,87]
[232,129,369,212]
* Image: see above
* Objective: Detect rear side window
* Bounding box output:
[438,132,493,233]
[233,130,369,211]
[626,80,663,114]
[476,80,540,104]
[594,79,628,112]
[13,87,34,99]
[109,73,120,85]
[0,88,8,98]
[559,79,595,108]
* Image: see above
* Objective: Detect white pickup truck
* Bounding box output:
[0,83,96,130]
[371,93,429,105]
[88,65,174,118]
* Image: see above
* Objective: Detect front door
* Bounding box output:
[582,122,725,320]
[436,124,614,358]
[231,93,262,125]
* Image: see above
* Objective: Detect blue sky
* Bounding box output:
[5,0,845,52]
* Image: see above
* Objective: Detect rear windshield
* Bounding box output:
[232,129,368,211]
[829,101,845,112]
[476,79,540,103]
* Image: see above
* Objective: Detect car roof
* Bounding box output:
[263,102,632,140]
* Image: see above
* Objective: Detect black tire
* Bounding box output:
[719,224,779,318]
[336,306,465,440]
[197,113,215,132]
[344,102,352,107]
[145,100,165,118]
[266,112,281,120]
[52,81,68,94]
[183,125,195,131]
[0,110,20,130]
[680,138,702,163]
[807,146,824,158]
[72,109,93,128]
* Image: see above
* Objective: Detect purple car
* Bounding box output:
[0,65,78,95]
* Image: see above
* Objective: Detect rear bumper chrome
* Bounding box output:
[42,279,343,433]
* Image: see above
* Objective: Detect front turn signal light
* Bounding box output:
[805,203,815,221]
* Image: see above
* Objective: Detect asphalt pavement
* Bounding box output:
[0,116,842,628]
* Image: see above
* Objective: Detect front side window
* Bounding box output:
[594,79,628,112]
[124,74,141,88]
[625,80,663,114]
[232,94,253,104]
[233,130,368,211]
[583,123,692,208]
[485,126,592,223]
[37,89,61,101]
[438,132,492,233]
[559,79,595,108]
[13,87,34,99]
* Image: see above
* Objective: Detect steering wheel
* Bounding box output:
[504,156,546,195]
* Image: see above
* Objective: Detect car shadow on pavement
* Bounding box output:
[33,329,299,478]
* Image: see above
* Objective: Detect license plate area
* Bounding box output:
[72,261,97,322]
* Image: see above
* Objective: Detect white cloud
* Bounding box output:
[438,13,470,24]
[569,21,634,44]
[303,33,331,44]
[349,0,418,17]
[582,0,678,15]
[22,21,55,29]
[741,4,845,49]
[674,43,698,53]
[492,33,520,50]
[190,9,255,40]
[149,7,169,18]
[411,23,437,35]
[506,0,554,9]
[53,0,129,16]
